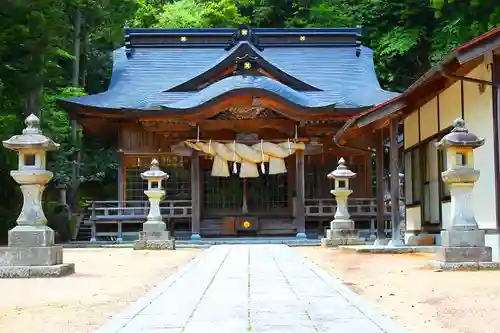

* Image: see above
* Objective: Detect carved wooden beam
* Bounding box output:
[197,119,296,134]
[140,120,193,132]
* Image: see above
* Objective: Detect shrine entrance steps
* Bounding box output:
[177,237,320,246]
[96,245,406,333]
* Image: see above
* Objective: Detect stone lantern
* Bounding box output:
[0,114,74,277]
[134,159,175,250]
[431,118,500,269]
[321,158,365,247]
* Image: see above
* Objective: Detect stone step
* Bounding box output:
[76,224,92,242]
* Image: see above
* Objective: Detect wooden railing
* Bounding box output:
[305,197,405,238]
[304,198,389,217]
[86,200,191,242]
[90,200,192,219]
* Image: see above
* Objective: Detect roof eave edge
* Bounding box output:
[354,99,407,128]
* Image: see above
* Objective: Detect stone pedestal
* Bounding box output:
[133,232,175,250]
[441,229,485,247]
[321,223,365,247]
[0,114,74,278]
[0,209,75,278]
[133,221,175,250]
[373,238,389,246]
[428,228,500,270]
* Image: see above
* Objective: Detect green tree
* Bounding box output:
[430,0,500,62]
[131,0,248,28]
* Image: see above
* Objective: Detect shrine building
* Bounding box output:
[346,27,500,258]
[59,25,401,241]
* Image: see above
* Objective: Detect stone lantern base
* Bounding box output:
[427,229,500,270]
[0,225,75,278]
[320,219,365,247]
[133,221,176,250]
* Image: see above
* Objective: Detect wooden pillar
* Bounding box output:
[375,129,386,243]
[190,151,201,239]
[118,153,125,205]
[295,150,306,238]
[365,154,373,198]
[389,118,402,245]
[117,222,123,243]
[90,222,96,243]
[492,55,500,231]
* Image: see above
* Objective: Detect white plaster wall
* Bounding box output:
[439,81,462,130]
[419,97,438,140]
[404,111,419,149]
[486,234,500,261]
[463,63,497,230]
[406,206,422,231]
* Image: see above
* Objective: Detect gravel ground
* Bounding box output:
[0,248,200,333]
[297,247,500,333]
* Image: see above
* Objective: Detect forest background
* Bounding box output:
[0,0,499,240]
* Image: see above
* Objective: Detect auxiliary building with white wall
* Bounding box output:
[343,27,500,258]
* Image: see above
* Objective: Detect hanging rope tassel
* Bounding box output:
[232,140,238,174]
[206,139,212,160]
[260,139,266,174]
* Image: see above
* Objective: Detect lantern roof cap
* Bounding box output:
[437,118,485,149]
[141,158,168,179]
[328,157,356,179]
[2,114,59,151]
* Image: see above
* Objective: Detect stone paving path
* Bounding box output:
[96,245,406,333]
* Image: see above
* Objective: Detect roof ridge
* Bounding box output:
[123,25,363,57]
[124,27,362,36]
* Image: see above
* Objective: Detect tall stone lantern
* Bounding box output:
[134,159,175,250]
[0,114,75,277]
[430,118,500,269]
[321,158,365,247]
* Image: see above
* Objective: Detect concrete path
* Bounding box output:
[96,245,406,333]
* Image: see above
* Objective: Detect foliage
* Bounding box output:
[429,0,500,63]
[41,87,119,190]
[42,87,83,187]
[130,0,248,28]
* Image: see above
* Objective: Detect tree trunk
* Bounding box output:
[70,6,82,212]
[72,6,81,87]
[24,85,42,118]
[80,11,88,88]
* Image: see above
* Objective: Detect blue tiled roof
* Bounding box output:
[160,75,322,109]
[61,28,398,112]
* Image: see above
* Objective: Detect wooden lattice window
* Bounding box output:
[125,166,147,201]
[203,169,241,211]
[202,164,289,212]
[246,170,288,210]
[305,154,364,198]
[124,155,190,202]
[305,154,336,199]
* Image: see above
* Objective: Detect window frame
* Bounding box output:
[404,128,453,215]
[404,146,422,206]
